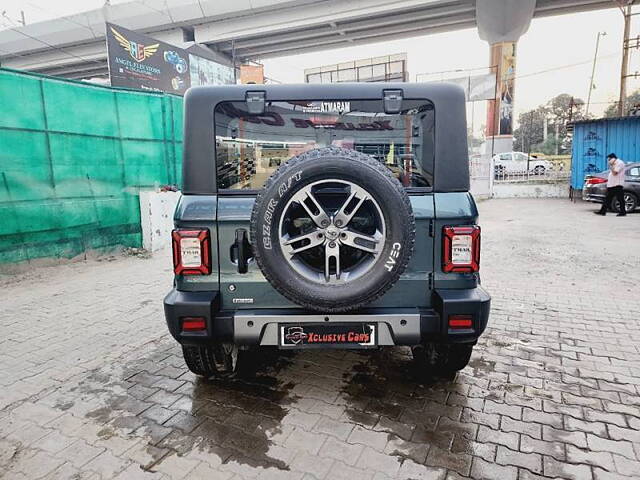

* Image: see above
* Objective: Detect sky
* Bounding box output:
[262,7,635,119]
[2,1,638,129]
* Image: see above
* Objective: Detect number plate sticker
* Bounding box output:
[180,237,202,267]
[451,235,472,264]
[279,323,376,348]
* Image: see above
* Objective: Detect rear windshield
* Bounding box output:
[214,99,434,191]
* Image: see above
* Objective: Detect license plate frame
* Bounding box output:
[279,323,377,349]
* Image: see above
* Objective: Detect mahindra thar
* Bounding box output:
[164,83,490,377]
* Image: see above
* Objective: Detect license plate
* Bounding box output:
[279,323,376,348]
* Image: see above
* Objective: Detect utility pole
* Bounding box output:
[618,3,633,116]
[586,31,606,116]
[569,97,575,123]
[231,39,237,84]
[527,112,533,173]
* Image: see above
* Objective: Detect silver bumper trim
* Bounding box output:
[234,310,422,346]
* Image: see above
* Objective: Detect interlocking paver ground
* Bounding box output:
[1,198,639,479]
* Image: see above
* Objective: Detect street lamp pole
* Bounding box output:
[586,31,606,117]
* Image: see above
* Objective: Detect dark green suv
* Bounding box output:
[164,83,490,377]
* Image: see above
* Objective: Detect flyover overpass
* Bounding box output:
[0,0,618,144]
[0,0,615,79]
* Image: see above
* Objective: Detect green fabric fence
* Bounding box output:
[0,68,183,264]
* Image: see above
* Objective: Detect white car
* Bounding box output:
[492,151,552,175]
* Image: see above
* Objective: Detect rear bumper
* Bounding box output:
[582,185,605,203]
[164,287,490,347]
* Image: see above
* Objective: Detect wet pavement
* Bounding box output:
[1,198,639,479]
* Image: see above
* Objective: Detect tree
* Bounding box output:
[513,106,547,152]
[548,94,585,138]
[513,94,585,154]
[604,90,640,117]
[532,135,562,155]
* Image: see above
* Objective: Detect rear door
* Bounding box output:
[497,153,512,172]
[214,97,436,310]
[512,152,529,172]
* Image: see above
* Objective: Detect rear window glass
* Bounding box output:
[214,99,435,191]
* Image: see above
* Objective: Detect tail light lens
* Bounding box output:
[442,225,480,273]
[448,314,473,329]
[181,317,206,332]
[172,229,211,275]
[585,177,607,185]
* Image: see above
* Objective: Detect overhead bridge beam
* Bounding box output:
[534,0,614,18]
[194,0,475,44]
[221,12,477,59]
[0,0,620,77]
[227,20,477,60]
[218,7,476,53]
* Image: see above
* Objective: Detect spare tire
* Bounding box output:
[250,147,415,312]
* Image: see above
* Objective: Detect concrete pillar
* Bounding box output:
[486,41,517,138]
[476,0,535,153]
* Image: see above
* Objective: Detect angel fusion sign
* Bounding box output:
[106,22,190,94]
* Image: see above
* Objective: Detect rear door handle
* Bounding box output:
[230,229,252,273]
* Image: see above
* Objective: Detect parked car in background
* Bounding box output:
[583,162,640,212]
[493,151,553,175]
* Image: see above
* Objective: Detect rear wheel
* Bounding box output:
[412,343,473,376]
[182,343,239,377]
[533,165,545,175]
[612,192,637,213]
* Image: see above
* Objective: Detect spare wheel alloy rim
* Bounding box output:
[278,179,386,284]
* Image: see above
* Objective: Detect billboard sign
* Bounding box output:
[415,72,496,102]
[189,54,234,87]
[106,22,234,94]
[469,73,497,101]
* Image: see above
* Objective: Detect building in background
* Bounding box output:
[304,54,408,84]
[240,64,265,84]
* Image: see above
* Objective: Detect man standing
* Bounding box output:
[595,153,626,216]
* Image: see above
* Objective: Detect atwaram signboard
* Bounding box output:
[214,102,407,150]
[106,22,234,95]
[217,102,396,134]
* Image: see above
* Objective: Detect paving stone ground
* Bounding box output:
[1,198,639,480]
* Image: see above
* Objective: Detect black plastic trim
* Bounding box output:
[432,286,491,344]
[163,289,233,345]
[164,285,490,346]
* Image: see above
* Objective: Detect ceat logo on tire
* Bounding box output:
[284,326,308,344]
[384,242,402,272]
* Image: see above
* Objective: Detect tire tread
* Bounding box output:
[182,345,218,377]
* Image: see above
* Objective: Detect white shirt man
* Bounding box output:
[596,154,626,216]
[608,157,625,187]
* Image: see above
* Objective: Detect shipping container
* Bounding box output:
[571,116,640,189]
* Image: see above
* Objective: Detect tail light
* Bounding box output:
[181,317,206,332]
[171,229,211,275]
[448,314,473,329]
[442,225,480,273]
[585,177,607,185]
